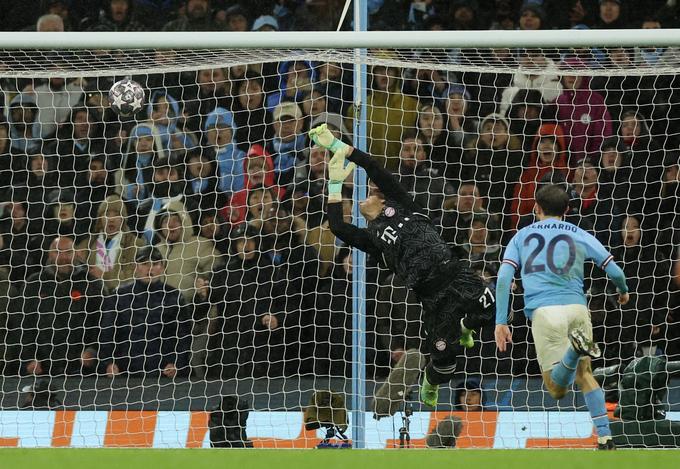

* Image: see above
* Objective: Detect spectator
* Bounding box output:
[43,189,86,242]
[396,130,453,222]
[655,152,680,256]
[510,123,570,230]
[77,195,145,294]
[203,107,246,195]
[416,102,449,172]
[348,65,418,170]
[313,247,352,376]
[232,73,272,152]
[33,77,83,139]
[590,48,644,123]
[374,272,424,373]
[162,0,222,31]
[0,201,43,286]
[506,89,545,152]
[146,91,188,156]
[183,148,220,215]
[453,378,485,411]
[611,215,672,357]
[443,84,478,176]
[440,181,487,246]
[8,94,41,161]
[74,155,114,236]
[187,272,221,378]
[460,212,502,275]
[255,202,320,376]
[598,137,631,211]
[137,156,194,242]
[119,123,165,203]
[9,236,103,376]
[17,153,57,226]
[594,0,627,29]
[619,109,664,218]
[222,4,250,31]
[198,210,230,255]
[99,246,191,377]
[0,115,10,185]
[556,57,613,164]
[448,0,482,30]
[292,0,346,31]
[88,0,146,31]
[570,158,619,245]
[300,87,328,119]
[36,13,64,32]
[268,101,307,187]
[51,106,104,191]
[315,62,353,116]
[500,50,562,116]
[222,144,285,226]
[518,2,547,30]
[212,222,274,378]
[252,14,279,32]
[460,113,523,220]
[265,60,315,111]
[153,202,222,301]
[184,67,231,132]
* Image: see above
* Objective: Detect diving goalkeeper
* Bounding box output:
[309,124,495,407]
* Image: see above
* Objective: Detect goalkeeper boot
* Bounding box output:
[459,318,475,349]
[420,373,439,408]
[597,436,616,450]
[569,328,601,359]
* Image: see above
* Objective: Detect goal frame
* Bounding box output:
[3,24,680,449]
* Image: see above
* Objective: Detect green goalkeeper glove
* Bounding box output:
[309,124,349,154]
[327,147,355,199]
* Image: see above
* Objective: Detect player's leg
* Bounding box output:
[571,309,614,450]
[532,306,572,400]
[459,280,496,348]
[421,335,461,407]
[574,357,614,449]
[420,299,462,407]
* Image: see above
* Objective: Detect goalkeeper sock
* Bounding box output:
[584,388,612,438]
[550,346,580,387]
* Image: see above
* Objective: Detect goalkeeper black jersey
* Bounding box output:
[327,149,458,294]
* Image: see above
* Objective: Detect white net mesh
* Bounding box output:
[0,40,679,449]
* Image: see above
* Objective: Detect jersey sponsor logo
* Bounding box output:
[435,339,447,351]
[384,207,395,217]
[580,113,592,124]
[379,226,399,244]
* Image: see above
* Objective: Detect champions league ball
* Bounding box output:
[108,78,145,117]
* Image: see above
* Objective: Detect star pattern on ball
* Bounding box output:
[122,81,138,94]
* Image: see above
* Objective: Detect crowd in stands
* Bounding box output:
[1,0,680,383]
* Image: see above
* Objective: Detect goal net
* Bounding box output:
[0,31,679,449]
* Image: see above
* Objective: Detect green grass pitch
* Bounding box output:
[0,449,676,469]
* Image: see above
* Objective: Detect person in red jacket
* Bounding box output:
[509,123,569,231]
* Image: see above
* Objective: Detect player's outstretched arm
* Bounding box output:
[309,124,418,210]
[324,151,381,258]
[494,261,515,352]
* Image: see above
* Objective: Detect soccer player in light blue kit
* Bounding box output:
[494,184,629,450]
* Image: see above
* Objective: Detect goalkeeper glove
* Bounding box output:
[327,147,355,199]
[309,124,349,154]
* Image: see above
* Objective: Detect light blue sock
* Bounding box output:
[584,388,611,438]
[550,346,580,387]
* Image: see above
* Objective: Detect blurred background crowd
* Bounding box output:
[1,0,680,386]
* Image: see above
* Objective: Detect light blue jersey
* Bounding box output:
[495,218,628,323]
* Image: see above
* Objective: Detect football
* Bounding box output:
[108,78,145,117]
